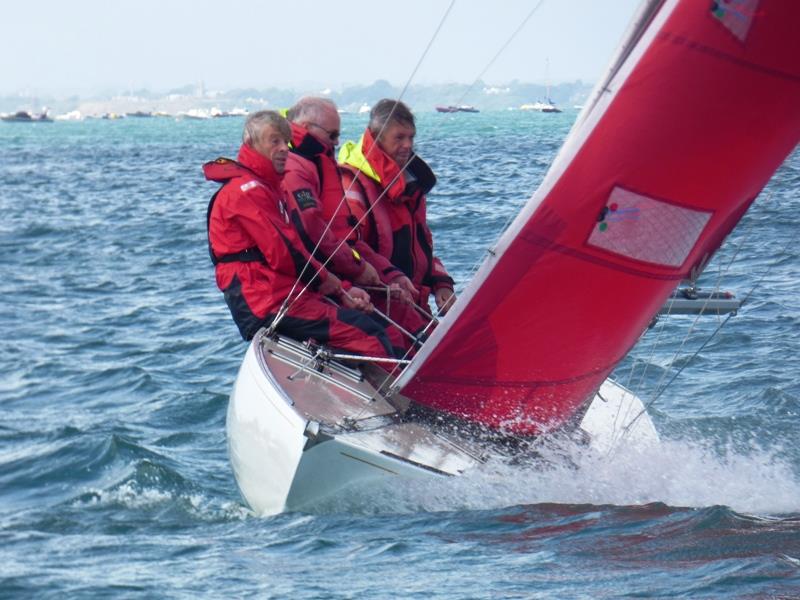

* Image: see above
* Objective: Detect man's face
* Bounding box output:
[305,108,341,148]
[377,121,415,166]
[253,125,289,173]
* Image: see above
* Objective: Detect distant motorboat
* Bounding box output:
[436,105,479,113]
[357,103,371,114]
[55,110,83,121]
[1,110,53,123]
[519,100,562,113]
[178,109,212,120]
[126,111,153,118]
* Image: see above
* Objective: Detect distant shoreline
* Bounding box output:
[0,80,594,119]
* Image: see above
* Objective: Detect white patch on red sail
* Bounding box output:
[710,0,759,42]
[587,186,711,268]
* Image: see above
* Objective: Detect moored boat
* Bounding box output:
[1,110,53,122]
[436,105,479,113]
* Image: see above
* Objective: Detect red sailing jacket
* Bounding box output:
[283,123,400,284]
[339,128,454,303]
[204,143,332,340]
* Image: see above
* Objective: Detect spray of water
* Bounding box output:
[306,435,800,517]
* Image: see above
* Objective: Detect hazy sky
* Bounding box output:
[1,0,642,95]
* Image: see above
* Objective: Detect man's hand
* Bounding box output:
[342,287,374,312]
[435,287,455,315]
[354,262,380,287]
[389,275,419,305]
[317,273,342,297]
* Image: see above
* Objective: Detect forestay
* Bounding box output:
[397,0,800,435]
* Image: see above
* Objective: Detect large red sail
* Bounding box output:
[398,0,800,435]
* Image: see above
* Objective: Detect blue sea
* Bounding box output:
[1,111,799,599]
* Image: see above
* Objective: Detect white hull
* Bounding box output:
[227,331,659,515]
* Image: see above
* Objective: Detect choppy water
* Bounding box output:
[1,112,799,598]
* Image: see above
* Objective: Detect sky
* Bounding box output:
[0,0,643,96]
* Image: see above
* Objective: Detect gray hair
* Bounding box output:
[286,96,338,125]
[242,110,291,146]
[368,99,415,136]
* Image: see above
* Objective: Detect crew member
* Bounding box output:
[339,99,456,316]
[204,110,403,358]
[282,97,381,287]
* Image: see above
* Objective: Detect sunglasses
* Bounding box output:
[309,122,340,141]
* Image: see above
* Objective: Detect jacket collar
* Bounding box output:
[236,143,283,187]
[290,122,332,159]
[339,128,436,201]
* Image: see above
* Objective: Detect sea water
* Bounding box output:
[1,112,799,598]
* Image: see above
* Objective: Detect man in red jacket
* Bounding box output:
[339,99,456,317]
[204,110,403,359]
[282,97,381,287]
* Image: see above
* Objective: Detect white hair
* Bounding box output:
[242,110,290,145]
[287,96,338,125]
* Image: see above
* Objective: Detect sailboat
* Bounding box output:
[520,58,562,112]
[226,0,800,515]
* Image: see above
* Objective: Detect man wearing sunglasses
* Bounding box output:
[283,97,380,289]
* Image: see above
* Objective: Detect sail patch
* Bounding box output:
[588,186,711,268]
[710,0,759,43]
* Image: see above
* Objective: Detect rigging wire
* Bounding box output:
[606,194,771,450]
[456,2,564,287]
[273,0,551,331]
[325,2,557,412]
[267,1,554,423]
[269,0,457,332]
[620,193,798,437]
[451,0,546,109]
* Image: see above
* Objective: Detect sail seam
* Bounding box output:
[657,31,800,83]
[517,233,688,280]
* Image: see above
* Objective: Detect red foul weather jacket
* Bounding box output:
[339,128,454,307]
[282,123,402,284]
[204,143,332,340]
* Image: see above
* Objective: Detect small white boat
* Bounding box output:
[436,105,480,113]
[519,101,562,113]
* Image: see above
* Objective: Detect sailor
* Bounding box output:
[203,110,404,359]
[282,97,381,287]
[339,99,456,316]
[283,97,430,348]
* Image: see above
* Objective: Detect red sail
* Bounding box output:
[398,0,800,435]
